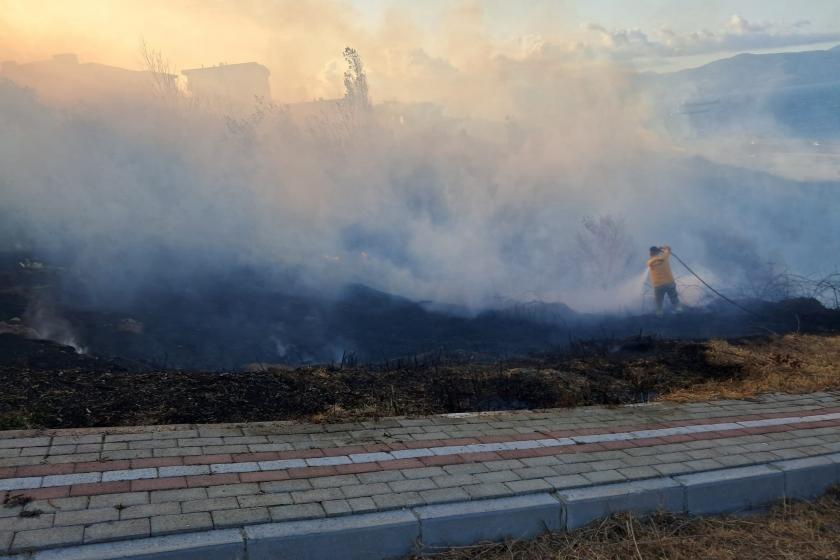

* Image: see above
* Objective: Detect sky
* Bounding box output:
[2,0,840,101]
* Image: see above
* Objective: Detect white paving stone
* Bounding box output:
[304,456,353,467]
[210,462,260,474]
[102,469,157,482]
[0,476,42,491]
[42,473,101,488]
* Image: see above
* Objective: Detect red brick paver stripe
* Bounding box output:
[3,410,840,498]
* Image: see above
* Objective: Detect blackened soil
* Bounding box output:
[0,333,742,429]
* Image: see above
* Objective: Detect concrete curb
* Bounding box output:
[2,454,840,560]
[12,530,246,560]
[244,510,419,560]
[557,477,684,530]
[415,494,562,550]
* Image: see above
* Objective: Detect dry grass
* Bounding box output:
[419,487,840,560]
[663,334,840,402]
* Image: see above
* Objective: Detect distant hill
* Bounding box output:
[646,45,840,138]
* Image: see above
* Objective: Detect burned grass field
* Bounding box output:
[2,254,840,430]
[2,331,839,430]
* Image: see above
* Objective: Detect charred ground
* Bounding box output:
[3,331,840,430]
[2,251,840,430]
[3,251,840,370]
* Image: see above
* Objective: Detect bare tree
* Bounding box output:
[575,214,636,290]
[139,38,180,100]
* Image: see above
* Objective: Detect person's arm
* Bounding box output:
[661,246,671,257]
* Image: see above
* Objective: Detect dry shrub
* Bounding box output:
[421,487,840,560]
[663,334,840,402]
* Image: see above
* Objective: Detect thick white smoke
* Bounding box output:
[1,42,838,314]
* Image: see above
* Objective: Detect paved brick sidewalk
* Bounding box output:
[2,391,840,555]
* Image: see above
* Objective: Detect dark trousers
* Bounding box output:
[654,282,680,313]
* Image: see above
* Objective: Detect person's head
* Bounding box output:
[649,246,662,256]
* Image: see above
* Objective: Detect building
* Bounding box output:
[181,62,271,108]
[1,53,177,104]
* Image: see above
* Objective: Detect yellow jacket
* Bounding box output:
[647,247,675,287]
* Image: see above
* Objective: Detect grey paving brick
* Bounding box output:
[582,470,627,484]
[310,474,360,489]
[372,491,425,509]
[292,488,345,504]
[389,478,437,493]
[432,474,478,488]
[172,497,236,516]
[100,450,151,461]
[341,482,392,499]
[261,479,312,493]
[11,524,83,552]
[151,487,208,503]
[545,474,591,489]
[151,511,213,535]
[120,501,180,520]
[653,462,694,476]
[419,486,471,505]
[153,430,198,440]
[206,483,260,498]
[19,447,47,457]
[129,439,177,449]
[618,466,660,479]
[38,496,89,511]
[715,455,757,468]
[688,456,730,469]
[270,502,326,522]
[475,470,521,483]
[506,478,553,493]
[552,463,593,476]
[46,444,76,455]
[153,447,203,457]
[212,506,270,528]
[84,518,150,543]
[89,492,148,508]
[485,460,525,471]
[401,467,445,479]
[770,448,809,460]
[359,470,405,484]
[237,493,293,509]
[463,483,514,499]
[622,457,661,470]
[0,437,50,449]
[323,499,353,516]
[53,507,119,527]
[0,530,11,553]
[347,497,378,513]
[202,445,250,454]
[686,448,721,460]
[442,463,489,475]
[515,466,559,479]
[520,456,562,467]
[46,454,99,465]
[0,513,54,532]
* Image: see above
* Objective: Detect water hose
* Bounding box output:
[669,251,766,320]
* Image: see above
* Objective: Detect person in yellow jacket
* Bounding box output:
[647,246,683,316]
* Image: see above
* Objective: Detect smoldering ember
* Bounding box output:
[2,3,840,560]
